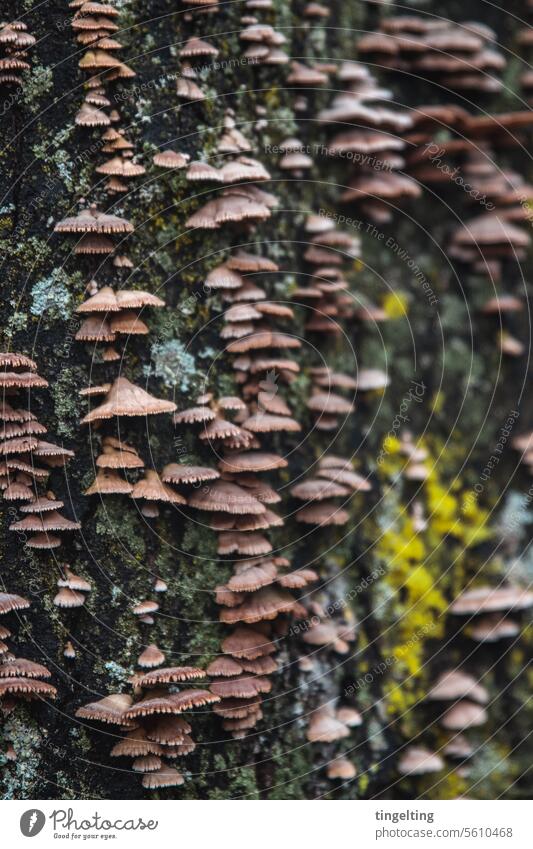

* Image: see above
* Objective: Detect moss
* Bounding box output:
[375,432,494,721]
[50,367,85,438]
[1,710,46,800]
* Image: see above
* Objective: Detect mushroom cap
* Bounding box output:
[242,412,301,433]
[75,693,134,724]
[428,670,489,704]
[54,588,86,608]
[57,568,91,592]
[124,689,219,719]
[226,559,278,593]
[0,352,37,371]
[188,480,266,515]
[81,377,176,423]
[220,586,297,625]
[54,203,133,235]
[307,392,354,415]
[153,150,189,169]
[108,311,149,336]
[453,214,530,248]
[398,746,444,775]
[144,716,192,745]
[301,621,339,646]
[221,626,277,659]
[96,444,144,470]
[317,467,371,491]
[451,585,533,614]
[142,766,185,788]
[290,478,350,501]
[85,469,133,495]
[0,677,57,699]
[219,451,287,474]
[161,463,219,485]
[218,532,273,556]
[277,569,318,589]
[9,511,80,532]
[110,728,164,758]
[227,251,278,272]
[206,656,244,677]
[96,156,145,178]
[173,405,216,425]
[136,666,205,687]
[287,60,328,86]
[336,706,363,727]
[326,757,357,779]
[444,734,475,759]
[469,614,520,641]
[180,36,219,58]
[210,674,271,699]
[307,708,350,743]
[240,655,278,675]
[440,700,488,730]
[19,495,64,513]
[205,264,243,290]
[22,530,61,550]
[296,501,350,526]
[132,755,163,773]
[0,371,48,389]
[0,657,51,679]
[131,470,186,504]
[132,600,159,616]
[212,696,262,719]
[137,644,166,669]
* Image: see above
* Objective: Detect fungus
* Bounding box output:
[451,585,533,614]
[326,757,357,780]
[440,701,488,730]
[131,470,186,507]
[307,707,350,743]
[398,747,444,775]
[76,693,135,726]
[428,670,488,703]
[81,377,176,423]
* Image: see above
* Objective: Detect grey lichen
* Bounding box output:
[30,270,73,322]
[145,339,198,392]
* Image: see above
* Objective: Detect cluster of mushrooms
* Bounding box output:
[318,62,420,223]
[0,589,56,761]
[171,386,315,736]
[297,212,390,430]
[34,0,533,796]
[0,360,60,760]
[76,662,219,789]
[360,16,505,95]
[0,352,92,629]
[70,0,144,200]
[0,19,35,86]
[0,353,80,552]
[399,584,533,781]
[407,109,533,280]
[377,15,533,359]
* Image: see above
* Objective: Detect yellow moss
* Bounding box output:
[382,291,408,318]
[430,390,445,414]
[375,431,492,719]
